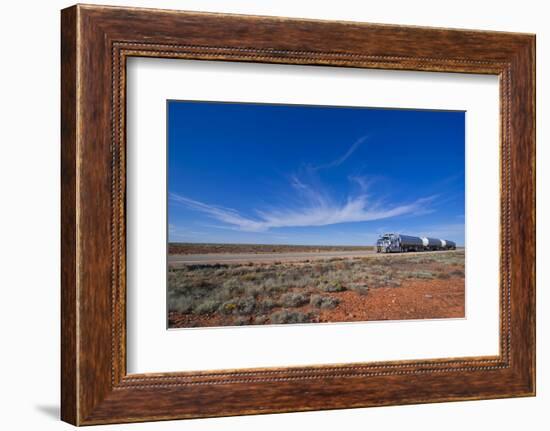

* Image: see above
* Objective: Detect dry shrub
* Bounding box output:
[257,298,278,313]
[310,294,340,309]
[320,280,346,292]
[235,296,256,315]
[194,299,221,315]
[280,292,309,307]
[168,295,194,314]
[233,316,250,326]
[254,315,270,325]
[270,309,312,324]
[349,284,369,295]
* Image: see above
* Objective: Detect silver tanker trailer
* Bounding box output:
[376,233,456,253]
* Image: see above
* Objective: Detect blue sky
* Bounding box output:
[168,101,465,246]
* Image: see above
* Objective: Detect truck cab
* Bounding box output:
[376,233,401,253]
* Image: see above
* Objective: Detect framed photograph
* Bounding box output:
[165,100,466,330]
[61,4,535,425]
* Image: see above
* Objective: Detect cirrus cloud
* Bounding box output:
[169,135,437,233]
[169,189,437,233]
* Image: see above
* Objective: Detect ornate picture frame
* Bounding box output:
[61,4,535,425]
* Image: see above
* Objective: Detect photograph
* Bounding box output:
[167,101,466,328]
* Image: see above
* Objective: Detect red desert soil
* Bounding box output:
[168,278,465,328]
[317,278,464,323]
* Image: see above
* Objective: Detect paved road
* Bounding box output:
[168,249,459,265]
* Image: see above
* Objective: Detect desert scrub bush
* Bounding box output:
[243,284,264,299]
[348,283,369,295]
[236,296,256,315]
[290,274,315,288]
[257,298,278,313]
[213,267,228,277]
[241,272,261,282]
[221,278,244,295]
[233,316,251,326]
[217,296,256,315]
[326,269,351,281]
[450,269,465,277]
[328,257,344,263]
[368,277,401,288]
[310,294,340,309]
[270,309,312,324]
[319,280,346,292]
[402,270,435,279]
[167,294,194,314]
[224,267,248,277]
[167,274,209,291]
[405,257,436,265]
[333,260,352,271]
[311,263,330,276]
[280,292,309,307]
[262,277,287,294]
[194,299,222,315]
[435,272,451,279]
[415,271,434,279]
[368,266,386,276]
[384,279,402,287]
[253,315,270,325]
[219,300,238,315]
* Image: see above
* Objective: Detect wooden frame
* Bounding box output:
[61,4,535,425]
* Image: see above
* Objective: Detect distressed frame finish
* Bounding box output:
[61,4,535,426]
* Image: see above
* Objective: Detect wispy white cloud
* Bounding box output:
[311,135,367,170]
[169,134,439,234]
[348,174,374,192]
[169,193,267,232]
[169,189,437,233]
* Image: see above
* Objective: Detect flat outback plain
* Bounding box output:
[167,243,465,328]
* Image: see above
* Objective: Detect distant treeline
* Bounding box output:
[168,243,376,255]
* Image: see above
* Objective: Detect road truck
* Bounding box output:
[376,233,456,253]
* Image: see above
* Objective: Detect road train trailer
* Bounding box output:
[376,233,456,253]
